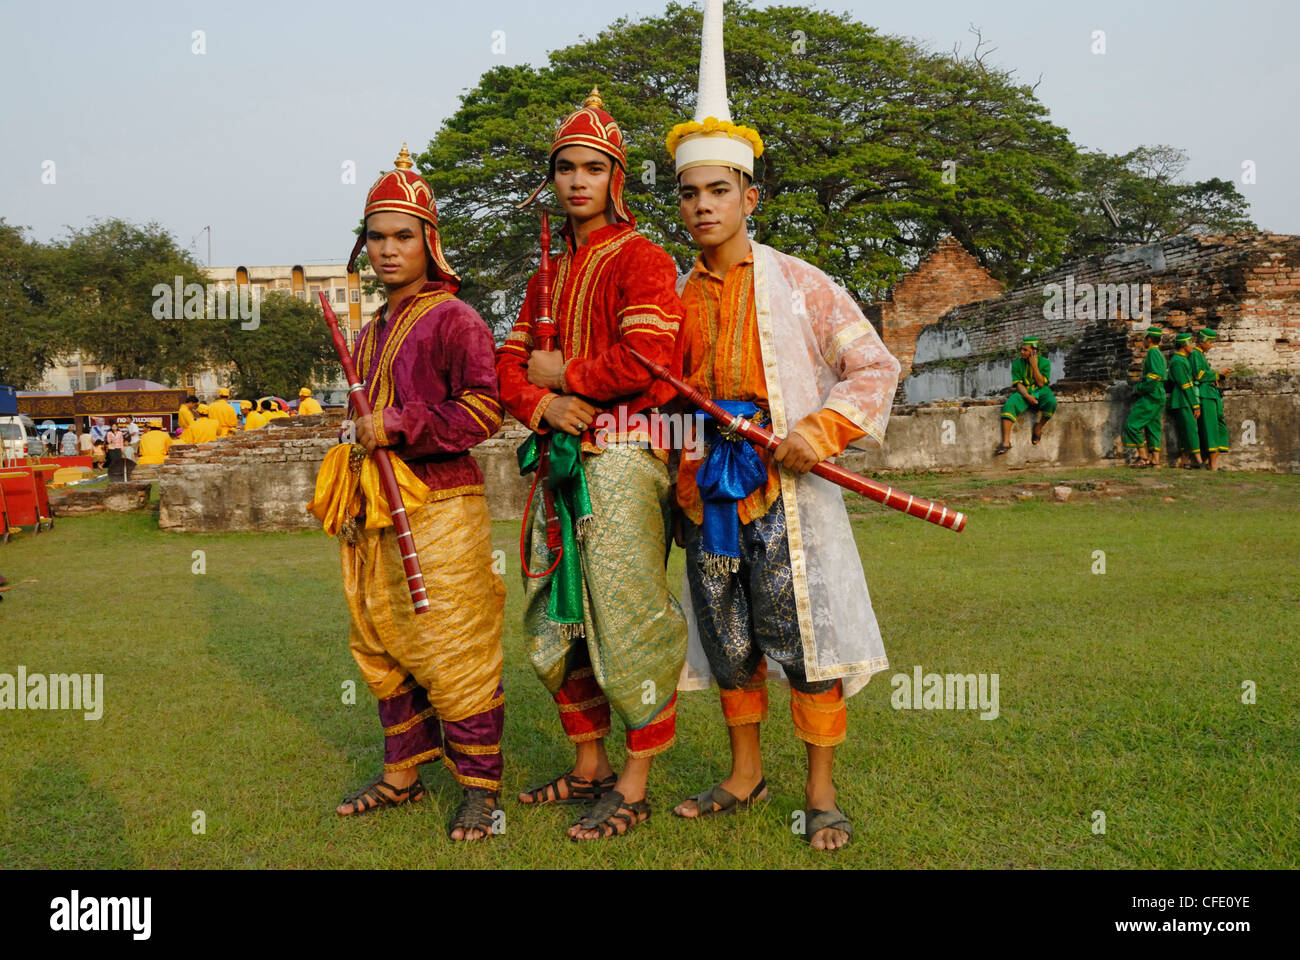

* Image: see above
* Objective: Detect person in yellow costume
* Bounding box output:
[244,403,269,430]
[177,395,199,433]
[136,419,174,465]
[179,404,219,444]
[260,398,290,422]
[297,387,324,416]
[209,387,241,436]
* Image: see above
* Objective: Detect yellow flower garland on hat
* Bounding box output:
[666,117,765,159]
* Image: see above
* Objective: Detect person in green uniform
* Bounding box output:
[1167,331,1203,469]
[1122,326,1167,468]
[1194,328,1229,471]
[995,336,1057,455]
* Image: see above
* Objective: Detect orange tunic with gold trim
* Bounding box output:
[677,252,865,524]
[358,281,503,495]
[495,222,682,444]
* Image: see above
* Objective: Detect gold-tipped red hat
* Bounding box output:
[348,144,460,290]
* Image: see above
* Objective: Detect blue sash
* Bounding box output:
[696,400,769,568]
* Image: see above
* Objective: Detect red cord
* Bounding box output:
[519,467,563,579]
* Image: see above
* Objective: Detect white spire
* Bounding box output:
[695,0,731,123]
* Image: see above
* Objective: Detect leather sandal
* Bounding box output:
[569,790,650,841]
[805,804,853,848]
[449,788,500,841]
[338,774,424,816]
[519,770,616,806]
[675,777,767,818]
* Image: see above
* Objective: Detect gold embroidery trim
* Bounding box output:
[445,740,501,756]
[371,409,389,448]
[626,733,676,759]
[441,756,500,790]
[620,313,679,334]
[824,319,873,368]
[455,400,490,435]
[825,397,885,445]
[385,746,443,771]
[558,695,609,714]
[384,705,438,736]
[421,484,485,504]
[529,394,557,431]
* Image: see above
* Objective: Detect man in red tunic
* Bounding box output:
[309,144,506,842]
[496,88,687,840]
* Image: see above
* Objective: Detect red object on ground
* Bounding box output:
[0,466,52,529]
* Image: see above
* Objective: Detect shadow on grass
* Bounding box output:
[2,760,138,869]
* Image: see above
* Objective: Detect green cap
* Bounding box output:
[1176,331,1193,344]
[1198,328,1218,341]
[1022,336,1040,346]
[1145,326,1164,338]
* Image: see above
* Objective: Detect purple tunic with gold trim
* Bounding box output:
[356,280,504,491]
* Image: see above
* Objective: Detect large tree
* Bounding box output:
[0,219,73,389]
[1066,145,1256,259]
[421,2,1080,336]
[211,290,338,399]
[59,218,215,384]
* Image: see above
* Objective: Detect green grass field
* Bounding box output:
[1,468,1296,869]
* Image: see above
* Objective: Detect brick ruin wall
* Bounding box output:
[897,233,1300,404]
[156,413,535,533]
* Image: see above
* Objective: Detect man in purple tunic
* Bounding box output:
[308,144,506,841]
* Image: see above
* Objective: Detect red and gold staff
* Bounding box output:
[307,144,507,842]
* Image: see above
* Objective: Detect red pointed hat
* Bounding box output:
[520,87,633,225]
[348,144,460,290]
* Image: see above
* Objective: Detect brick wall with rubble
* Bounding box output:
[895,233,1300,404]
[155,413,534,533]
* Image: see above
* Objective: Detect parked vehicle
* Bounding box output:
[0,414,42,461]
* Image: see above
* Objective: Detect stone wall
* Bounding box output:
[841,376,1300,475]
[898,233,1300,403]
[156,413,538,532]
[158,416,340,532]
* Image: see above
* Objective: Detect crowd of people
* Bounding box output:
[995,328,1230,470]
[174,386,322,447]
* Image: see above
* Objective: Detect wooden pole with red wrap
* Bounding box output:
[520,210,567,578]
[628,348,967,533]
[318,291,431,613]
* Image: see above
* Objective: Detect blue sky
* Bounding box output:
[2,0,1295,266]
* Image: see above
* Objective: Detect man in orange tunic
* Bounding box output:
[667,0,900,851]
[496,88,686,841]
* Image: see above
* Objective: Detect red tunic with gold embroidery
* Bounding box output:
[495,222,682,446]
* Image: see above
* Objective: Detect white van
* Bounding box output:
[0,414,42,461]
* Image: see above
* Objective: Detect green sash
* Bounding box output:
[518,432,593,632]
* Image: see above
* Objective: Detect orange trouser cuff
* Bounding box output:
[790,681,847,746]
[718,659,769,726]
